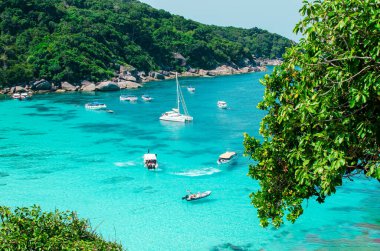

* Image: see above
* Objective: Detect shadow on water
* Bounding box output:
[0,172,10,178]
[133,186,153,193]
[210,242,253,251]
[101,176,135,184]
[72,123,124,133]
[25,104,58,112]
[184,198,217,205]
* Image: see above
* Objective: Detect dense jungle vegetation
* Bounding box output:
[0,0,292,86]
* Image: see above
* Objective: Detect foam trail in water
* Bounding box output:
[114,161,137,167]
[173,167,221,177]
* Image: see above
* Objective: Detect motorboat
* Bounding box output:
[182,191,212,201]
[217,101,228,109]
[20,92,32,100]
[217,151,237,164]
[85,102,107,110]
[187,86,195,93]
[120,95,138,102]
[141,94,153,102]
[12,93,21,100]
[160,73,193,122]
[143,153,158,170]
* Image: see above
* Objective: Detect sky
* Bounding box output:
[139,0,304,42]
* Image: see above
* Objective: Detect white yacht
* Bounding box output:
[120,95,138,102]
[143,153,158,170]
[217,151,237,164]
[85,102,107,110]
[217,101,228,109]
[141,94,153,102]
[12,93,21,99]
[187,86,195,93]
[20,92,32,100]
[160,73,193,123]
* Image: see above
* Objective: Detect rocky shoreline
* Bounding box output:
[0,64,271,96]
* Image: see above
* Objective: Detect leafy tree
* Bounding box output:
[244,0,380,228]
[0,205,123,250]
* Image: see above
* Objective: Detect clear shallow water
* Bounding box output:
[0,69,379,250]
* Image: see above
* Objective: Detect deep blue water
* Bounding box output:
[0,68,379,250]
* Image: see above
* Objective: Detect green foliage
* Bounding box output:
[244,0,380,228]
[0,0,292,86]
[0,205,123,250]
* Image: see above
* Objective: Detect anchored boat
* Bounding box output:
[187,86,195,93]
[217,151,237,164]
[143,153,158,170]
[85,102,107,110]
[182,191,211,201]
[120,95,138,102]
[141,94,153,102]
[160,73,193,123]
[217,100,228,109]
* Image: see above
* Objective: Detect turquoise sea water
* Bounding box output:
[0,68,379,250]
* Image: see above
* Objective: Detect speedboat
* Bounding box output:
[187,86,195,93]
[143,153,158,170]
[141,94,153,102]
[20,92,32,100]
[160,73,193,123]
[217,151,237,164]
[85,102,107,110]
[217,101,228,109]
[120,95,138,102]
[12,93,21,100]
[182,191,211,201]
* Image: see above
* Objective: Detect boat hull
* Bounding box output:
[159,114,193,123]
[182,191,211,201]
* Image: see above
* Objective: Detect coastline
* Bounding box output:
[0,60,279,96]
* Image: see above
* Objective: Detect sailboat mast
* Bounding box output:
[176,73,180,112]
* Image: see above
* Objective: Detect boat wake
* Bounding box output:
[113,161,137,167]
[173,167,221,177]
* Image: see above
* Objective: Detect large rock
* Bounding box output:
[95,81,120,91]
[31,79,51,91]
[213,65,236,75]
[81,83,96,92]
[198,69,209,76]
[61,82,76,91]
[124,75,137,82]
[11,86,26,93]
[149,72,165,80]
[117,81,142,89]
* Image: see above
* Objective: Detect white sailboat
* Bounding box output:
[159,73,193,123]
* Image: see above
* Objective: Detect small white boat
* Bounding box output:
[217,101,228,109]
[20,92,32,100]
[141,94,153,102]
[217,151,237,164]
[12,93,21,99]
[143,153,158,170]
[182,191,211,201]
[85,102,107,110]
[187,86,195,93]
[120,95,138,102]
[160,73,193,123]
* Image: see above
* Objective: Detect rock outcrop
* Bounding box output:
[31,80,52,91]
[11,86,26,93]
[117,81,142,89]
[61,82,77,91]
[95,81,120,91]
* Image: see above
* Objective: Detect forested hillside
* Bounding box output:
[0,0,293,86]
